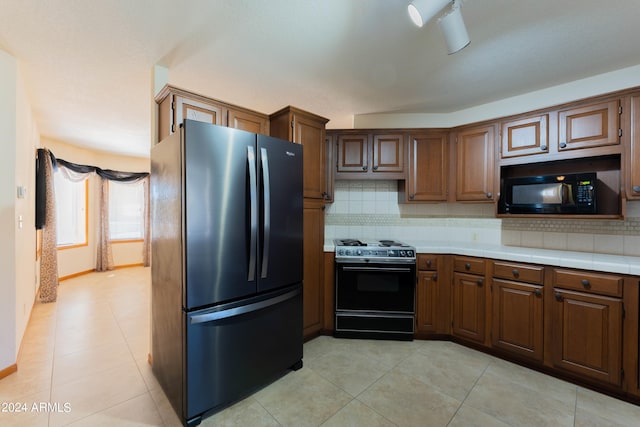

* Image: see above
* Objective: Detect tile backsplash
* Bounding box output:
[325,180,640,256]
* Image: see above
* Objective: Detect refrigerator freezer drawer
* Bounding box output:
[183,284,303,423]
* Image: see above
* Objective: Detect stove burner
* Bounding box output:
[337,239,367,247]
[379,240,403,247]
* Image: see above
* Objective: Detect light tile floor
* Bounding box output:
[2,267,640,426]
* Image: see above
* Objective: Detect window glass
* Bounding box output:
[55,174,88,247]
[109,181,144,240]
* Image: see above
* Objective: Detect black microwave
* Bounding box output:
[499,172,597,214]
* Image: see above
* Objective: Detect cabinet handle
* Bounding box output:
[511,269,519,278]
[581,279,591,288]
[433,273,438,281]
[426,260,432,268]
[409,194,415,200]
[540,145,547,151]
[373,165,379,170]
[476,279,484,286]
[555,292,564,301]
[362,165,367,171]
[465,263,471,270]
[534,288,542,297]
[633,185,640,193]
[486,192,493,199]
[559,142,567,148]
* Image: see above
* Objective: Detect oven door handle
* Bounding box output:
[341,266,412,273]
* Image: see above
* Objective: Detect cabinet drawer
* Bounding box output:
[493,262,544,285]
[553,268,623,297]
[417,255,438,271]
[453,257,485,275]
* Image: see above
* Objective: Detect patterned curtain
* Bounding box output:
[39,148,59,303]
[142,176,151,267]
[96,178,114,271]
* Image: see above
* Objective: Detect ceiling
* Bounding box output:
[2,0,640,158]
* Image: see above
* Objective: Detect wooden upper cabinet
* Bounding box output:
[332,130,406,179]
[402,133,448,202]
[155,85,269,142]
[324,133,335,203]
[456,125,496,201]
[501,115,549,158]
[336,134,369,173]
[372,134,404,173]
[269,106,329,200]
[558,100,620,151]
[628,94,640,199]
[228,108,269,135]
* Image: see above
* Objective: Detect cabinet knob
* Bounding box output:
[432,273,438,281]
[373,165,379,170]
[465,263,471,270]
[409,194,415,200]
[540,145,547,151]
[476,279,484,286]
[511,269,519,278]
[533,288,542,297]
[362,165,367,171]
[581,279,591,288]
[633,185,640,193]
[486,192,493,199]
[555,292,564,302]
[426,260,432,268]
[559,142,567,148]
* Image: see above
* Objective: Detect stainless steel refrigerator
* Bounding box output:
[150,120,303,427]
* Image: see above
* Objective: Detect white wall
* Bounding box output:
[354,64,640,129]
[14,63,38,355]
[0,49,18,370]
[0,50,39,370]
[42,138,149,277]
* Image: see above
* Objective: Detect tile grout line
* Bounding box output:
[445,357,494,426]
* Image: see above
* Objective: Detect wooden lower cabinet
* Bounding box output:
[417,270,438,334]
[302,200,324,339]
[452,271,486,345]
[491,279,544,361]
[551,288,623,386]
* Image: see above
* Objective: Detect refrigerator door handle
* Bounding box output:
[189,287,301,324]
[260,147,270,279]
[247,146,258,281]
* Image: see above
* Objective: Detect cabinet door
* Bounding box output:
[228,109,269,135]
[501,115,548,158]
[416,270,438,333]
[294,114,326,200]
[175,96,225,130]
[456,125,495,201]
[337,134,369,173]
[372,134,404,173]
[558,100,619,151]
[303,201,324,338]
[491,279,543,361]
[406,133,448,201]
[552,289,622,385]
[452,272,486,344]
[629,95,640,199]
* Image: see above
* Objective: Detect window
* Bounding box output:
[55,174,88,248]
[109,181,144,241]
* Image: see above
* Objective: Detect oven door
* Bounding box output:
[335,262,415,313]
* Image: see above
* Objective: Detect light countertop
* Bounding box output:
[324,240,640,276]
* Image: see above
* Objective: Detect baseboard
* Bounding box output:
[0,364,17,380]
[59,263,146,282]
[59,269,95,281]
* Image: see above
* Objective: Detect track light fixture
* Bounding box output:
[407,0,470,54]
